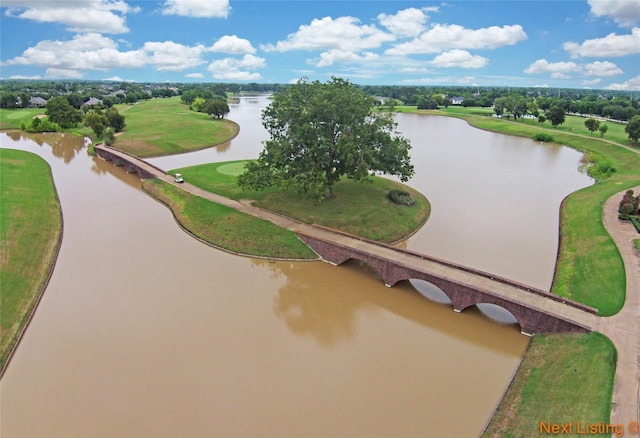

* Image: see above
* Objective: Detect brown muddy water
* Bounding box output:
[0,96,592,437]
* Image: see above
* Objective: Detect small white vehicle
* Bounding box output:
[173,173,184,183]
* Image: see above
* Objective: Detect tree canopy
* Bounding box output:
[45,96,82,128]
[238,77,414,199]
[546,105,566,127]
[625,115,640,143]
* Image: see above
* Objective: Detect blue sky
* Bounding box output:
[1,0,639,90]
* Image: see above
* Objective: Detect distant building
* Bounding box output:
[83,97,103,107]
[450,96,465,105]
[29,97,47,108]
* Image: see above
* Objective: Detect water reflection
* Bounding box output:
[3,131,85,163]
[262,258,522,355]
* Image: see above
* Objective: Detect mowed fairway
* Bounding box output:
[114,97,239,157]
[0,149,62,372]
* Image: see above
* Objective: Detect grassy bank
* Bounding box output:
[170,160,431,243]
[143,179,317,259]
[401,106,640,315]
[0,149,63,372]
[483,332,616,437]
[114,97,239,157]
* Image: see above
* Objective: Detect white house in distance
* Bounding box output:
[83,97,103,107]
[450,96,465,105]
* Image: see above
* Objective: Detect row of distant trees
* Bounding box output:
[3,80,637,120]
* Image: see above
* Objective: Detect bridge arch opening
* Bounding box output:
[408,279,452,305]
[474,303,519,325]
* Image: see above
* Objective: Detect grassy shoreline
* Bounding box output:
[142,178,317,259]
[483,332,616,437]
[0,149,63,374]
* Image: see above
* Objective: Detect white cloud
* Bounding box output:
[605,74,640,90]
[399,66,431,74]
[211,35,256,54]
[161,0,230,18]
[3,0,138,34]
[46,68,85,79]
[524,59,581,78]
[186,72,204,78]
[581,78,603,86]
[563,27,640,57]
[262,16,395,52]
[141,41,207,71]
[378,7,432,38]
[9,74,42,80]
[316,50,378,67]
[524,59,623,80]
[431,49,488,68]
[405,75,477,85]
[103,76,135,82]
[6,33,146,71]
[207,54,265,80]
[584,61,623,76]
[588,0,640,27]
[386,24,527,55]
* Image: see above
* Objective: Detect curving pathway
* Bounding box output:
[596,186,640,431]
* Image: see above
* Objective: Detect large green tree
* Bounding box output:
[238,77,414,199]
[45,96,82,128]
[547,105,566,127]
[625,115,640,143]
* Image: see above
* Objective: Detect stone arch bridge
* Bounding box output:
[295,227,599,336]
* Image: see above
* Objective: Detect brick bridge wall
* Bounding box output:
[296,233,591,336]
[95,147,157,180]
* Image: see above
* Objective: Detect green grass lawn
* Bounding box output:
[0,108,47,130]
[483,332,616,438]
[170,160,431,243]
[142,179,317,259]
[0,149,63,372]
[113,97,239,157]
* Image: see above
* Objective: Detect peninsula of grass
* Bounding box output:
[0,149,63,374]
[142,179,317,259]
[170,160,431,243]
[483,332,616,437]
[401,106,640,316]
[113,97,239,157]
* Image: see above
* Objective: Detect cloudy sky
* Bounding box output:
[1,0,639,89]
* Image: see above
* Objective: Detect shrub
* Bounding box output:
[21,116,61,133]
[388,189,416,206]
[533,133,554,142]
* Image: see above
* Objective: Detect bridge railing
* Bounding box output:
[308,224,598,315]
[94,145,168,177]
